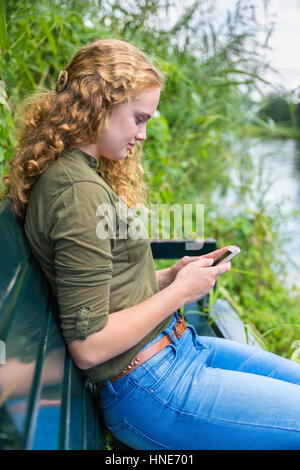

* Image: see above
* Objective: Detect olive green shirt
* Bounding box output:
[24,148,173,383]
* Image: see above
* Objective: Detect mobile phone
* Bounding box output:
[212,245,241,266]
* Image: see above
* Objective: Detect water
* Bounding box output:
[213,138,300,288]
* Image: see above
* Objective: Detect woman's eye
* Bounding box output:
[135,117,143,125]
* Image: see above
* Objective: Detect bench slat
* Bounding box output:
[150,239,217,259]
[22,304,52,449]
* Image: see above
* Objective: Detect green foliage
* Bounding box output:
[255,91,300,139]
[3,1,102,102]
[143,114,172,202]
[0,0,272,176]
[0,0,7,65]
[0,80,14,170]
[258,93,292,124]
[205,206,300,358]
[1,0,299,358]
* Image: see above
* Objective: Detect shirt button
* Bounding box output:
[80,307,90,316]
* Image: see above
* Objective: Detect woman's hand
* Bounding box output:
[168,245,232,282]
[156,246,232,290]
[172,255,231,305]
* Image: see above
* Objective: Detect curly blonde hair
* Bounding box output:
[1,39,165,220]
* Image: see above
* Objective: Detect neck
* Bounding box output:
[75,144,99,160]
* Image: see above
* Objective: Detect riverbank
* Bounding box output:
[246,124,300,141]
[206,136,300,359]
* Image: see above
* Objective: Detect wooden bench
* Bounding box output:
[0,198,261,450]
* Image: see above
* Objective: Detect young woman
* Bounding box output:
[2,39,300,450]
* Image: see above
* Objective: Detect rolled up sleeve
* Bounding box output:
[49,181,114,344]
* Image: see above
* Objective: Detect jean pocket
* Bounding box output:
[100,375,135,411]
[186,323,209,351]
[108,419,171,450]
[133,343,177,391]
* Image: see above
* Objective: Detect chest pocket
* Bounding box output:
[125,236,149,263]
[122,206,150,263]
[111,238,130,263]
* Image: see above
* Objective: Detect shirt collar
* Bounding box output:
[66,148,99,171]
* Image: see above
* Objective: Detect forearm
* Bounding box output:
[69,281,187,370]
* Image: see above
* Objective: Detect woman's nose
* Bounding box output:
[136,125,147,141]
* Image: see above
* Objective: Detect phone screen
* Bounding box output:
[212,250,233,266]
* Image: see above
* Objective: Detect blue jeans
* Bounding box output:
[99,312,300,450]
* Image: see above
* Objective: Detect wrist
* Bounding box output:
[156,267,173,290]
[167,279,188,306]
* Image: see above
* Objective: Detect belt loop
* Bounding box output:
[165,330,176,343]
[163,313,177,342]
[173,311,185,340]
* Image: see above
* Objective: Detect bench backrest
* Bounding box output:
[0,199,105,450]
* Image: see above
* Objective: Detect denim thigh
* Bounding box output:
[99,319,300,450]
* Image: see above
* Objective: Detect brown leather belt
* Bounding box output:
[96,313,187,388]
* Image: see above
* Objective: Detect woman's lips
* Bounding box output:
[127,143,134,149]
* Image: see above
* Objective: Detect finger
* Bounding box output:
[182,247,232,263]
[212,261,231,275]
[201,246,232,260]
[179,256,212,266]
[181,256,203,263]
[174,256,200,270]
[193,257,214,266]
